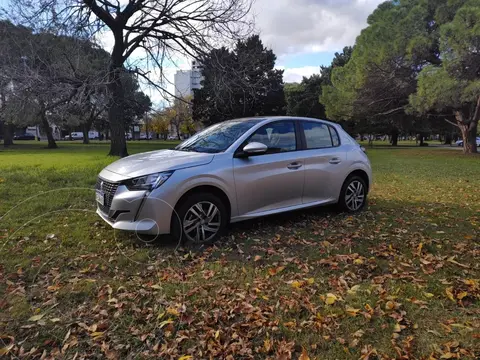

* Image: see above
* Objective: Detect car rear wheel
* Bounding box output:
[338,175,367,212]
[172,192,228,245]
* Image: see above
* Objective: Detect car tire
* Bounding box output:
[171,192,228,246]
[337,175,368,213]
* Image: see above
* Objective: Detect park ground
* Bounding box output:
[0,141,479,359]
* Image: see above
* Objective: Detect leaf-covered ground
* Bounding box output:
[0,141,479,359]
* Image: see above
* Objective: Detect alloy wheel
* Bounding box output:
[182,201,221,243]
[345,180,365,211]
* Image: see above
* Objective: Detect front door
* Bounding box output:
[233,120,305,216]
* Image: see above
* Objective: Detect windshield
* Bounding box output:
[175,119,262,153]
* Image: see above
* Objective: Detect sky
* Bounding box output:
[1,0,385,106]
[254,0,383,82]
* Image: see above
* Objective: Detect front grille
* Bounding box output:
[96,177,119,214]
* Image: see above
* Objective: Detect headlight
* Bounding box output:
[124,171,173,191]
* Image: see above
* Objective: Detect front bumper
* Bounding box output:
[96,208,160,233]
[96,181,175,235]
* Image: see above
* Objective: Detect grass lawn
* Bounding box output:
[0,141,479,359]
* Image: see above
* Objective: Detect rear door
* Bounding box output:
[300,121,348,204]
[233,120,305,216]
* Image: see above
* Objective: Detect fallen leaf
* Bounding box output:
[0,336,14,356]
[447,256,469,269]
[268,266,285,276]
[325,293,337,305]
[393,323,402,333]
[299,347,310,360]
[166,307,180,316]
[348,285,361,295]
[346,306,360,316]
[90,331,104,340]
[254,255,262,262]
[159,319,174,328]
[290,280,304,289]
[264,337,272,352]
[445,287,455,302]
[28,314,45,322]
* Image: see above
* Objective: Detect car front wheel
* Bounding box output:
[172,192,228,245]
[338,175,368,212]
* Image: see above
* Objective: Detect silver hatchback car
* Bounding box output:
[96,117,372,244]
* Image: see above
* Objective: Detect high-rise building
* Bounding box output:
[173,61,203,98]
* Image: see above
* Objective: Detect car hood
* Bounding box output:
[103,149,214,179]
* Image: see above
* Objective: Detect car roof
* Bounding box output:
[227,116,339,127]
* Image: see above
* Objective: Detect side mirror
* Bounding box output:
[242,142,268,156]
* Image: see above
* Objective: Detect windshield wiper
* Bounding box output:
[176,147,200,152]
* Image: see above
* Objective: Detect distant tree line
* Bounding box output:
[2,0,478,154]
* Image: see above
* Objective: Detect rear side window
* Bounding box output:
[302,121,333,149]
[329,126,340,146]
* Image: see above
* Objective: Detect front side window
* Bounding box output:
[175,119,261,153]
[248,121,297,154]
[302,121,333,149]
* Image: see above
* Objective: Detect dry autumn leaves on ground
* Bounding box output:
[0,142,479,359]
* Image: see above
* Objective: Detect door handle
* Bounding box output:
[287,162,302,170]
[329,158,341,164]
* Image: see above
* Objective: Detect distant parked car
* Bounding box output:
[456,137,480,147]
[14,133,35,140]
[65,132,84,140]
[139,133,152,140]
[125,133,133,140]
[167,135,177,140]
[95,116,372,245]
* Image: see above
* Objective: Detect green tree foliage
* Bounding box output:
[123,75,152,129]
[284,75,326,119]
[193,35,285,124]
[321,0,479,151]
[408,0,480,153]
[321,1,444,143]
[283,47,352,122]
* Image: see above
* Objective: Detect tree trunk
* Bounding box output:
[107,36,128,157]
[391,129,399,146]
[368,134,374,147]
[418,133,425,146]
[40,110,57,149]
[455,110,478,154]
[444,133,452,145]
[82,125,90,144]
[2,122,14,147]
[82,114,94,145]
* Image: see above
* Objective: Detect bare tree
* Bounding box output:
[5,0,253,156]
[1,24,110,148]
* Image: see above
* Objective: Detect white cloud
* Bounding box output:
[277,66,321,83]
[254,0,383,56]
